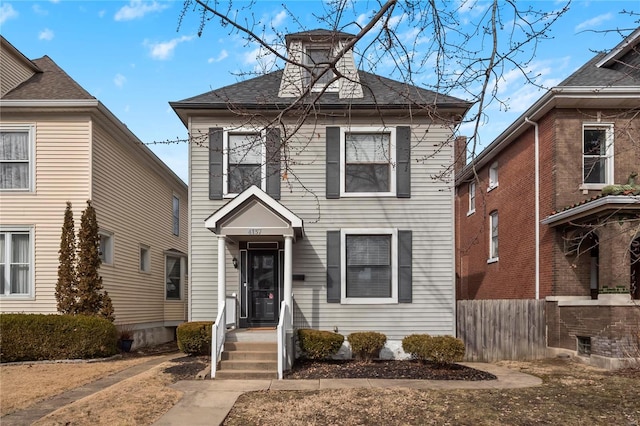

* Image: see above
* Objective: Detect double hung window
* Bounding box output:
[489,211,499,262]
[0,126,34,191]
[166,255,183,300]
[468,181,476,215]
[583,124,614,185]
[303,47,336,90]
[342,128,395,195]
[0,229,32,296]
[226,132,264,195]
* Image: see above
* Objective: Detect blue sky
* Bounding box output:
[1,1,638,183]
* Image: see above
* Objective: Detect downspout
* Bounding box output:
[524,117,540,299]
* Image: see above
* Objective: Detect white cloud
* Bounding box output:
[208,49,228,63]
[356,13,369,28]
[114,73,127,88]
[271,10,286,28]
[39,28,55,41]
[99,10,106,18]
[0,3,18,25]
[32,4,48,15]
[575,13,612,32]
[114,0,168,21]
[144,35,194,60]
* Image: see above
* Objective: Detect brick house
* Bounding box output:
[455,28,640,367]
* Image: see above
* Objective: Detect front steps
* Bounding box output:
[214,329,278,379]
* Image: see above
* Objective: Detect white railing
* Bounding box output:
[211,302,226,379]
[225,294,237,328]
[277,300,292,379]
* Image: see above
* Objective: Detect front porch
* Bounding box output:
[204,186,303,378]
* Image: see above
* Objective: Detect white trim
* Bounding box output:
[340,127,397,197]
[488,162,499,191]
[489,211,498,261]
[223,128,266,197]
[0,226,35,299]
[165,253,185,301]
[98,229,114,266]
[0,124,35,192]
[205,185,303,232]
[340,228,398,304]
[139,244,151,273]
[467,181,476,215]
[582,123,614,185]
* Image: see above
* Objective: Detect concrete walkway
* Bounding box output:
[0,353,177,426]
[153,362,542,426]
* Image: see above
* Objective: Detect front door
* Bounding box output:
[247,251,279,325]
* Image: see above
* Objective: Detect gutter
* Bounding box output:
[541,196,640,225]
[524,117,540,300]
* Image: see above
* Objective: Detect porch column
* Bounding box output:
[217,235,226,309]
[284,235,293,322]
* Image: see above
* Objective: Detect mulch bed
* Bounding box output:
[284,359,497,381]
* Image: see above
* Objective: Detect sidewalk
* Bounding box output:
[153,362,542,426]
[0,353,177,426]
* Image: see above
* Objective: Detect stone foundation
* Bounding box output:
[129,325,176,350]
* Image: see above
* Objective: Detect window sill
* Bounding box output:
[341,297,398,305]
[340,192,397,198]
[487,184,498,193]
[0,294,35,300]
[466,209,475,217]
[165,298,183,302]
[579,183,608,191]
[487,257,499,264]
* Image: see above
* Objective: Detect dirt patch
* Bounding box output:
[285,359,496,380]
[225,358,640,426]
[162,355,210,381]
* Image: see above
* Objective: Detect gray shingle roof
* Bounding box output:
[559,49,640,87]
[171,69,468,109]
[2,55,95,100]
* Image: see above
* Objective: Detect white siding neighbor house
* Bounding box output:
[0,36,188,347]
[171,30,470,377]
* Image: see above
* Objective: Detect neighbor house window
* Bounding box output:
[577,336,591,356]
[0,125,34,191]
[341,229,397,304]
[489,211,499,262]
[166,254,183,300]
[303,47,336,91]
[488,162,499,190]
[139,245,150,273]
[0,228,32,296]
[99,231,113,265]
[468,181,476,215]
[172,195,180,236]
[341,128,396,195]
[225,132,264,195]
[583,124,614,185]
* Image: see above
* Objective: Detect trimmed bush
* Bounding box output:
[402,333,465,365]
[297,329,344,360]
[0,313,117,362]
[348,331,387,361]
[177,321,213,355]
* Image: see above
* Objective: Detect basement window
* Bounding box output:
[577,336,591,356]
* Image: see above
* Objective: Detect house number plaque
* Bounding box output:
[247,228,262,235]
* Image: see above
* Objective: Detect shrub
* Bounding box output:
[402,333,465,365]
[348,331,387,361]
[297,329,344,360]
[177,321,213,355]
[0,313,117,362]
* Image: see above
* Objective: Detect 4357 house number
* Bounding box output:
[248,228,262,235]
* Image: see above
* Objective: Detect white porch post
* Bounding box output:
[217,235,226,309]
[284,235,293,322]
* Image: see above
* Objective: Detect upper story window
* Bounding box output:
[341,128,396,196]
[488,162,499,191]
[0,125,34,191]
[303,47,337,91]
[172,195,180,236]
[468,181,476,215]
[99,230,113,265]
[583,124,614,186]
[488,211,499,263]
[225,132,265,195]
[0,228,33,297]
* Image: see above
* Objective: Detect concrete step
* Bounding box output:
[221,350,278,361]
[219,359,277,371]
[225,341,277,352]
[214,369,278,380]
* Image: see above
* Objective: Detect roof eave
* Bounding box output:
[541,196,640,226]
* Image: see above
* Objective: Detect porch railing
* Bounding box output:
[211,302,226,379]
[277,300,292,379]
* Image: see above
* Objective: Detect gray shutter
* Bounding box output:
[398,230,412,303]
[326,230,341,303]
[326,126,340,199]
[209,127,223,200]
[396,126,411,198]
[266,127,281,200]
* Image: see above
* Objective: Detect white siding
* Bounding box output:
[189,115,456,340]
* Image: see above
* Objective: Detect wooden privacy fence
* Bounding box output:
[457,299,547,362]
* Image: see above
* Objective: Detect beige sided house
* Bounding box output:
[0,36,188,347]
[171,30,470,379]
